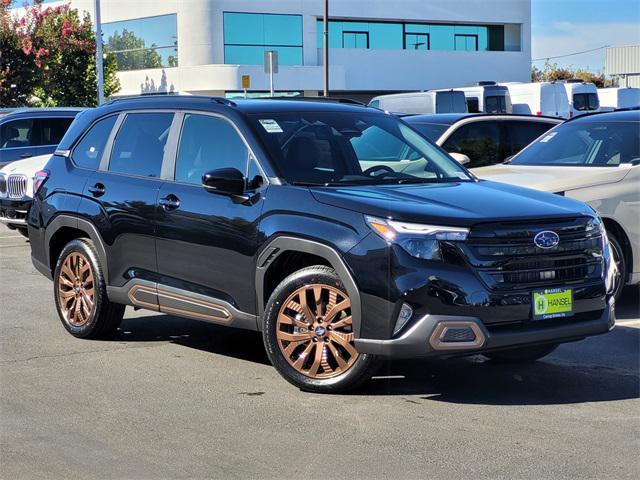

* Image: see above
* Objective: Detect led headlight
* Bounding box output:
[365,216,469,260]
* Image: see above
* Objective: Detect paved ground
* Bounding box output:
[0,225,639,480]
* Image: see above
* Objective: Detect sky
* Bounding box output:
[532,0,640,73]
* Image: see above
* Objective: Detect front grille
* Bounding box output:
[7,174,27,199]
[465,217,603,290]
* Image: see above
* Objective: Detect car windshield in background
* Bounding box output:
[511,121,640,166]
[573,93,599,111]
[404,122,449,142]
[248,112,472,185]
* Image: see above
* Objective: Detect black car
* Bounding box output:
[404,113,562,168]
[28,96,617,393]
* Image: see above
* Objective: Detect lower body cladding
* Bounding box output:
[354,296,615,358]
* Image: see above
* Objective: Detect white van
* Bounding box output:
[562,80,599,117]
[368,90,468,114]
[501,82,570,119]
[597,87,640,111]
[455,84,512,113]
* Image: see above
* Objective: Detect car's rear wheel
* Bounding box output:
[54,239,124,339]
[608,233,626,302]
[263,266,378,393]
[483,343,558,363]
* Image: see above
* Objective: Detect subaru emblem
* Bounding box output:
[534,230,560,249]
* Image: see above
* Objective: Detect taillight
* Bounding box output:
[536,111,542,116]
[33,170,49,195]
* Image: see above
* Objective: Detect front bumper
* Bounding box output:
[0,197,31,227]
[354,296,615,358]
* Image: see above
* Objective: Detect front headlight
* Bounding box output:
[365,216,469,260]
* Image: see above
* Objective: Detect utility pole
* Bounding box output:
[323,0,329,97]
[94,0,105,105]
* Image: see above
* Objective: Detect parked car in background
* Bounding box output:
[562,80,600,117]
[455,83,512,114]
[474,110,639,300]
[404,113,561,168]
[597,87,640,111]
[368,89,468,114]
[503,82,570,118]
[0,108,83,168]
[0,154,52,236]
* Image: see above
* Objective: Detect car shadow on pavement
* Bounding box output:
[111,288,639,404]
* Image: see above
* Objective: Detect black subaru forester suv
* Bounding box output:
[28,96,617,393]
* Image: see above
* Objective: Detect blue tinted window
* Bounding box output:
[224,13,302,65]
[72,116,117,170]
[103,14,177,71]
[369,23,403,49]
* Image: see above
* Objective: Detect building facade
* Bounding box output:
[22,0,532,99]
[606,45,640,88]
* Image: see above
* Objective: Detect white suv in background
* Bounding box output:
[0,154,51,236]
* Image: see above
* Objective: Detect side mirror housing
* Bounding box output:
[202,168,246,196]
[448,152,471,165]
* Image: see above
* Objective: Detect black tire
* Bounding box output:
[608,233,626,302]
[53,238,124,339]
[483,343,558,363]
[262,265,379,393]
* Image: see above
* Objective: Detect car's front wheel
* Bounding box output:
[263,266,378,393]
[53,238,124,339]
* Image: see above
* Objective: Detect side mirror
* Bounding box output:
[448,152,471,165]
[202,168,246,196]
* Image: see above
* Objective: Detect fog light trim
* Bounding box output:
[393,302,414,336]
[429,321,486,350]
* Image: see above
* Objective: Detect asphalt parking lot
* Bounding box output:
[1,225,638,480]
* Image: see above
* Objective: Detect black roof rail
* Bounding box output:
[107,94,237,107]
[257,96,366,106]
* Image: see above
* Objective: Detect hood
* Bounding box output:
[473,164,632,193]
[0,154,52,176]
[310,180,594,227]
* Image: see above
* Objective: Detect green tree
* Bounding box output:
[0,0,120,107]
[106,29,163,71]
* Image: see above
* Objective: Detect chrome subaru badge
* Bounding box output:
[534,230,560,249]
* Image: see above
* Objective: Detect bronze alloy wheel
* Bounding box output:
[57,252,96,327]
[276,284,358,379]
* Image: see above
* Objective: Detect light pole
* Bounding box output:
[94,0,105,105]
[323,0,329,97]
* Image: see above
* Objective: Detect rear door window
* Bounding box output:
[442,121,503,168]
[109,113,173,178]
[72,115,118,169]
[34,118,75,146]
[505,121,556,155]
[0,119,34,148]
[573,93,599,111]
[485,96,508,114]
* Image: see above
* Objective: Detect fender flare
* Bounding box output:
[255,236,362,337]
[44,215,110,284]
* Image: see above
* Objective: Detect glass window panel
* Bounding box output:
[341,21,369,32]
[430,25,454,51]
[270,46,303,65]
[223,12,264,45]
[72,116,117,170]
[454,25,479,35]
[368,23,402,49]
[109,113,173,178]
[176,114,247,184]
[405,33,429,50]
[225,45,265,65]
[1,119,34,148]
[405,23,430,34]
[442,122,502,168]
[478,26,488,51]
[264,14,302,46]
[34,118,74,146]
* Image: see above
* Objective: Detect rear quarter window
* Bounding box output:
[71,115,118,169]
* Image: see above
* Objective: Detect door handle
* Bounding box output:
[20,153,32,159]
[159,194,180,211]
[88,183,105,197]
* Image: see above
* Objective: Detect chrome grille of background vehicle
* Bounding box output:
[464,217,603,290]
[7,174,28,199]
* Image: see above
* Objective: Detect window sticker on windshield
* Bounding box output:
[259,119,283,133]
[540,132,557,143]
[453,171,469,179]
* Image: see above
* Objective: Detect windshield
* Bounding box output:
[510,121,640,166]
[248,112,472,185]
[405,122,449,141]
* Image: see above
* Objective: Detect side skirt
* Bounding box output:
[107,279,258,331]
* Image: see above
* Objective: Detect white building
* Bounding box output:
[606,45,640,88]
[22,0,532,99]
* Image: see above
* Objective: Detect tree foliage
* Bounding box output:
[531,61,610,88]
[0,0,120,107]
[105,28,163,71]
